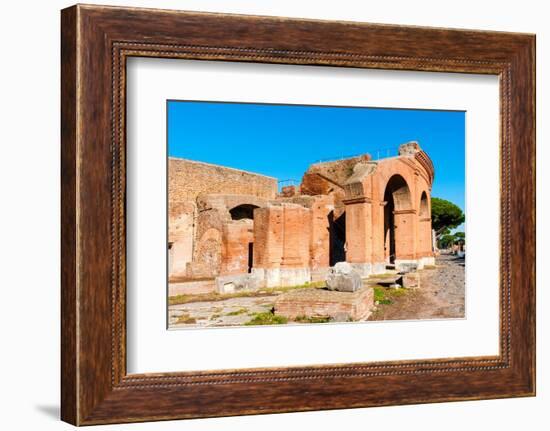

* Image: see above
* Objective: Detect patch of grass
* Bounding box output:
[225,308,249,316]
[294,315,331,324]
[373,286,392,304]
[174,313,197,324]
[389,288,407,297]
[245,312,288,326]
[169,281,326,305]
[372,285,408,305]
[423,265,437,270]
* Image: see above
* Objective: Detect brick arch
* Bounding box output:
[223,195,269,210]
[383,174,413,211]
[229,203,260,220]
[382,174,415,263]
[197,194,269,217]
[376,162,417,208]
[419,190,429,217]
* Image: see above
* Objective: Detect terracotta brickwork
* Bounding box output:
[169,141,435,287]
[309,195,335,270]
[342,142,435,272]
[168,158,277,281]
[274,285,374,321]
[169,158,277,202]
[168,201,195,277]
[221,219,254,275]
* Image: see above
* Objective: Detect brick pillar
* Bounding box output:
[281,204,310,269]
[252,205,283,269]
[343,197,373,275]
[371,201,386,264]
[220,220,254,275]
[417,217,433,257]
[309,195,333,270]
[393,209,417,260]
[252,204,311,287]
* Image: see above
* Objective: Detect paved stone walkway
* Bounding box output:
[169,296,276,328]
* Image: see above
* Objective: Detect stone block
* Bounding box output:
[401,273,420,289]
[274,285,374,321]
[215,274,258,294]
[251,267,311,288]
[326,262,362,292]
[396,261,419,273]
[349,262,373,277]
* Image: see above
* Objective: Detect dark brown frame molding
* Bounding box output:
[61,4,536,425]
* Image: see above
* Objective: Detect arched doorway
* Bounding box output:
[228,204,259,273]
[383,175,412,263]
[419,191,429,218]
[229,204,258,220]
[418,191,433,257]
[328,210,346,266]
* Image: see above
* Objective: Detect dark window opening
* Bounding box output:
[229,204,259,220]
[328,211,346,266]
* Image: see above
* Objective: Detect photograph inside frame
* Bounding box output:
[167,100,466,329]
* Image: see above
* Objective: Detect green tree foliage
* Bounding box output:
[438,231,466,249]
[439,234,457,248]
[431,197,465,236]
[454,231,465,240]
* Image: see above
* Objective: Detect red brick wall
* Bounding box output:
[252,206,283,269]
[169,158,277,203]
[280,204,310,268]
[221,220,254,275]
[309,195,334,269]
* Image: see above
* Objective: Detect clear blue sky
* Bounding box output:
[167,100,465,212]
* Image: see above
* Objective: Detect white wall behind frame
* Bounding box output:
[1,1,546,430]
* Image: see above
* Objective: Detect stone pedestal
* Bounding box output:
[401,272,420,289]
[274,286,374,321]
[326,262,362,292]
[215,274,259,294]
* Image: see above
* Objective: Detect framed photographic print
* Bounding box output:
[61,4,535,425]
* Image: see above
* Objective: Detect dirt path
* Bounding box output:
[369,254,465,321]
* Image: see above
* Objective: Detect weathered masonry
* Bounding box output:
[168,141,435,291]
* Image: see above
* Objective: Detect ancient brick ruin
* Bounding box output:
[168,141,435,293]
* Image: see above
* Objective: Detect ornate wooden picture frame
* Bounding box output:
[61,4,535,425]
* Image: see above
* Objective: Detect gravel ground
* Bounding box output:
[369,253,465,321]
